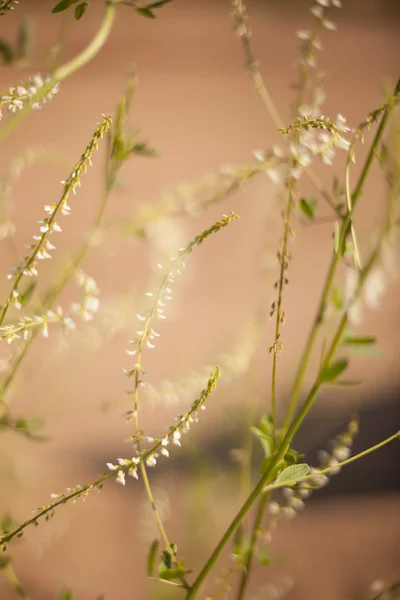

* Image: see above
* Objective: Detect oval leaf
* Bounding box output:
[275,463,309,485]
[299,198,316,219]
[52,0,79,14]
[74,2,88,19]
[343,335,376,345]
[320,359,348,383]
[147,539,159,577]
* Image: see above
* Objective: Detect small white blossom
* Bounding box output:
[116,470,126,486]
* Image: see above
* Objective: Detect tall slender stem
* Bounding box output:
[0,2,116,145]
[282,77,400,431]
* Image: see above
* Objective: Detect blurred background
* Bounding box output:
[0,0,399,598]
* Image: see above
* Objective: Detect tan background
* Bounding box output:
[0,1,399,598]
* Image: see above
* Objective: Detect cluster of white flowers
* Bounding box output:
[0,74,59,120]
[110,368,220,485]
[291,0,352,170]
[299,113,352,166]
[253,146,285,186]
[71,269,100,322]
[263,417,359,540]
[106,456,141,486]
[0,270,100,343]
[122,213,237,383]
[1,115,111,327]
[297,0,342,71]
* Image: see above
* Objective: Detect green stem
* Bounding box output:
[0,2,116,145]
[235,491,268,600]
[1,184,112,398]
[186,315,347,598]
[282,78,400,432]
[271,190,294,434]
[263,429,400,493]
[235,188,295,598]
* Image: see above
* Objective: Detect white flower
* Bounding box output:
[116,470,126,486]
[364,268,386,308]
[282,506,297,519]
[107,462,117,471]
[310,4,324,18]
[84,296,100,314]
[332,446,351,461]
[297,30,311,40]
[288,496,305,511]
[268,501,280,515]
[146,455,157,467]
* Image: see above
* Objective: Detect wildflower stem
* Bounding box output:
[186,310,348,599]
[271,187,295,435]
[232,0,337,214]
[0,120,113,400]
[282,77,400,432]
[235,492,269,600]
[263,429,400,494]
[0,2,116,145]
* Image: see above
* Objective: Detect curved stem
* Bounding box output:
[282,78,400,431]
[270,189,294,433]
[186,310,347,599]
[1,184,112,399]
[0,2,116,145]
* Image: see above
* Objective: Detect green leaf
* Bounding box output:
[158,567,191,581]
[343,335,376,346]
[299,198,316,219]
[131,142,158,157]
[147,539,159,577]
[59,589,74,600]
[159,543,177,572]
[74,2,88,19]
[51,0,79,14]
[250,426,272,458]
[347,345,384,358]
[259,414,273,437]
[275,463,309,485]
[136,8,156,18]
[283,450,299,466]
[15,418,45,432]
[320,359,348,383]
[143,0,172,7]
[20,281,37,306]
